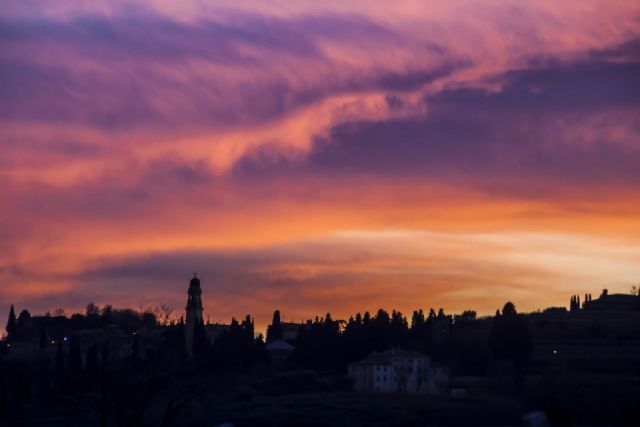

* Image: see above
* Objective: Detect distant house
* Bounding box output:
[348,348,448,394]
[266,339,295,362]
[583,289,639,312]
[266,321,306,342]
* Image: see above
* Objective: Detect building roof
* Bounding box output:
[266,339,295,351]
[583,293,639,311]
[603,294,638,301]
[350,348,428,366]
[280,322,304,330]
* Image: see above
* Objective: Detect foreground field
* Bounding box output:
[193,392,523,427]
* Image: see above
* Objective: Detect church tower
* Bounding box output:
[185,273,204,353]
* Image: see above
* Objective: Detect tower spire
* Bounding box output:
[185,274,204,354]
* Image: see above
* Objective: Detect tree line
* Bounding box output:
[1,301,531,425]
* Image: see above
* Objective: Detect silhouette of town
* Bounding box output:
[1,275,639,426]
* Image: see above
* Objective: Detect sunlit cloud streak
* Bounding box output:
[3,230,639,330]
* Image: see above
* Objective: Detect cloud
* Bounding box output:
[2,1,639,183]
[232,53,640,195]
[0,12,452,131]
[1,0,640,330]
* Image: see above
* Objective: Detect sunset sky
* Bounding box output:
[1,1,639,330]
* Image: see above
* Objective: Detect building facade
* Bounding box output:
[348,348,448,394]
[582,289,639,312]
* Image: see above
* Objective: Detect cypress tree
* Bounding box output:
[411,309,425,329]
[266,310,282,343]
[5,305,16,339]
[363,311,371,324]
[15,310,33,341]
[242,315,255,342]
[489,302,532,392]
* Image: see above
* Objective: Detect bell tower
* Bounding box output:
[185,273,204,353]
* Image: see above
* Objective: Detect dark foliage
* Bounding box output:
[205,316,267,372]
[0,298,638,426]
[489,302,532,369]
[5,305,16,340]
[266,310,282,343]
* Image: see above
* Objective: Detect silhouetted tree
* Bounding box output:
[5,305,16,340]
[455,310,477,322]
[343,313,368,363]
[293,313,343,372]
[570,295,582,312]
[363,311,371,325]
[425,308,453,361]
[391,310,409,347]
[241,315,255,341]
[101,305,114,323]
[209,316,265,371]
[141,310,157,328]
[13,309,33,342]
[411,309,425,329]
[266,310,283,343]
[489,302,532,391]
[159,304,174,325]
[86,302,100,317]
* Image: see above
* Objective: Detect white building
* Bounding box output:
[348,348,448,394]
